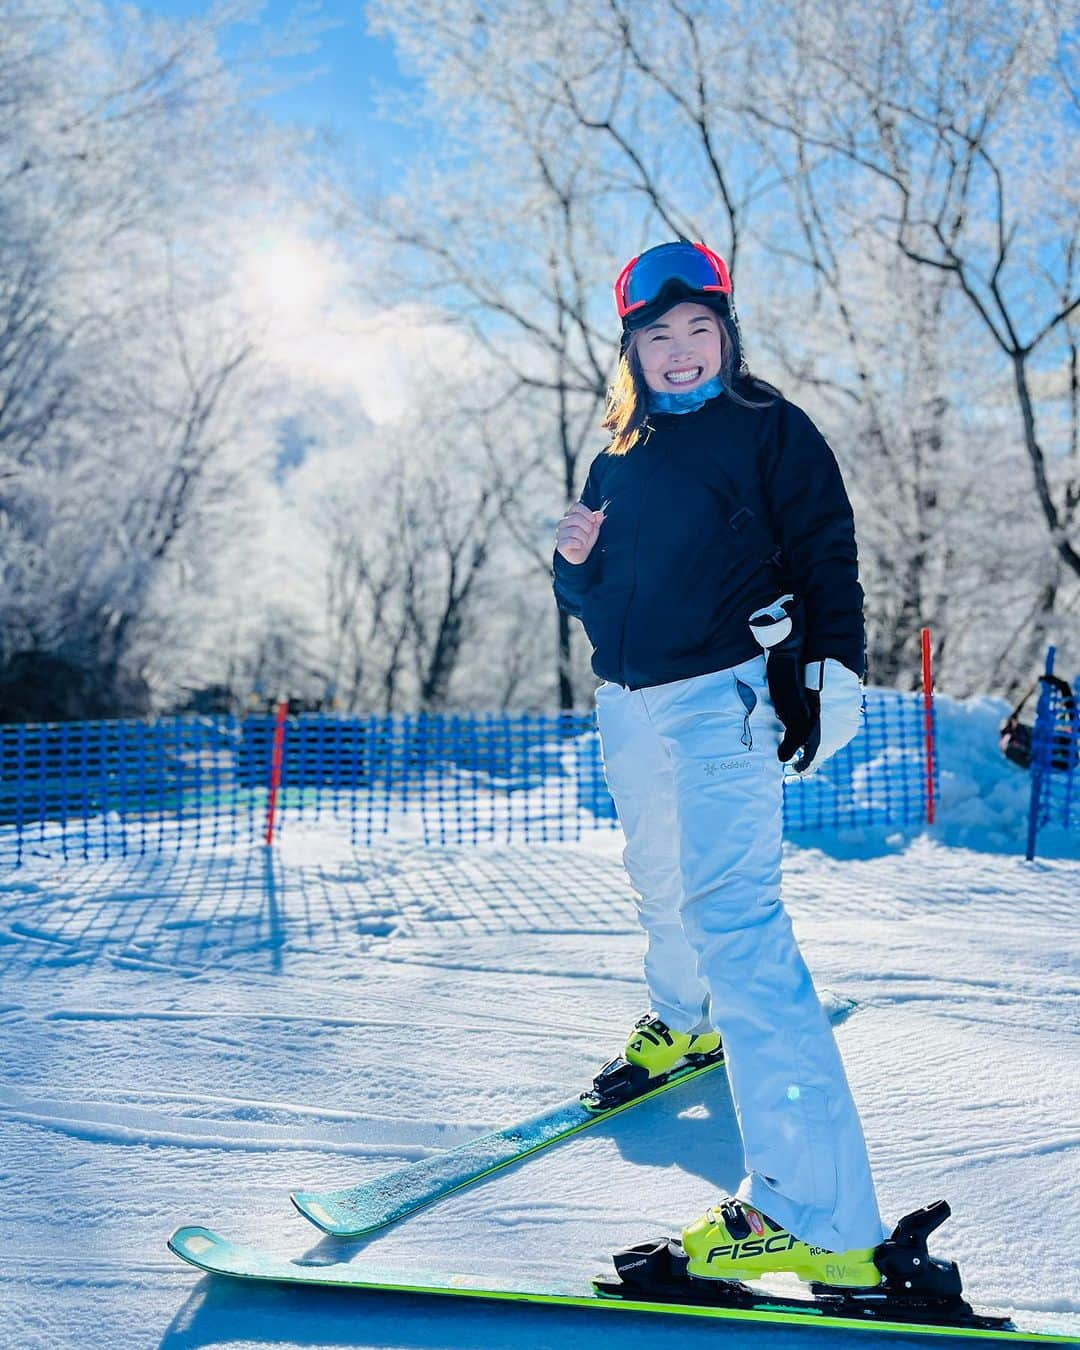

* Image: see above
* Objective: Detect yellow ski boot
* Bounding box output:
[624,1012,721,1079]
[583,1012,724,1111]
[682,1198,881,1288]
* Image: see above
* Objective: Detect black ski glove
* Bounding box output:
[748,593,822,773]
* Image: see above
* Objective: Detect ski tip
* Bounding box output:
[168,1226,225,1266]
[289,1192,339,1234]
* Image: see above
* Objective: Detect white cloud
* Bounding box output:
[231,217,480,427]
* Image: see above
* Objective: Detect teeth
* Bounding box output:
[666,368,702,384]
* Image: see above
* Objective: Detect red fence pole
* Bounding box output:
[264,698,288,846]
[920,628,936,826]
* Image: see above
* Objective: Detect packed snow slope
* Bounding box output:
[1,698,1077,1349]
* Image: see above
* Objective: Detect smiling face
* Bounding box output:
[632,301,725,394]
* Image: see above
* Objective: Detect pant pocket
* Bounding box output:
[652,669,762,760]
[741,670,786,755]
[733,677,757,750]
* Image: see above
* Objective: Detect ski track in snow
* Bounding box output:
[0,827,1077,1349]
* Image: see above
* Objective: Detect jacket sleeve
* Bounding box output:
[551,456,606,620]
[762,400,867,679]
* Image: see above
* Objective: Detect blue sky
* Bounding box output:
[130,0,422,181]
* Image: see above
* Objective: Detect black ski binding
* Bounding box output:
[596,1236,755,1307]
[809,1202,1013,1332]
[874,1199,964,1298]
[580,1057,652,1111]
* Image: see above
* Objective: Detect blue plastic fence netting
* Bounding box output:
[0,687,935,864]
[1025,646,1079,861]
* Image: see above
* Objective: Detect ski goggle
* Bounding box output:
[614,241,732,320]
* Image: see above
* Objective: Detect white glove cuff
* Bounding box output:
[804,658,862,691]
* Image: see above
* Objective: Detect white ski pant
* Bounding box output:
[595,653,887,1252]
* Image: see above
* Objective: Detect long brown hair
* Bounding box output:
[602,321,781,457]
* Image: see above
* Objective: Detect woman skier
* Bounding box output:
[552,239,888,1290]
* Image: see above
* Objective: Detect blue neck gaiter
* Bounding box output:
[647,372,725,416]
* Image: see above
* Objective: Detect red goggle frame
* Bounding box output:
[614,242,732,319]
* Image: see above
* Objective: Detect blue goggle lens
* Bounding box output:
[622,243,728,313]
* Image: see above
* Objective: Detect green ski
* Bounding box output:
[167,1223,1073,1344]
[291,1052,725,1236]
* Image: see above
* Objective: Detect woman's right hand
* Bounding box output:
[555,500,606,564]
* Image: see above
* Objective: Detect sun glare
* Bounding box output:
[255,235,323,315]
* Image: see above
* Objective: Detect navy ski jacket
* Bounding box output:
[551,389,865,691]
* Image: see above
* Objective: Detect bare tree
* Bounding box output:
[327,0,651,707]
[743,0,1080,647]
[0,0,312,715]
[314,398,526,713]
